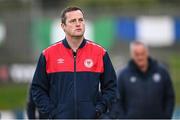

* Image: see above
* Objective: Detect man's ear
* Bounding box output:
[61,23,65,31]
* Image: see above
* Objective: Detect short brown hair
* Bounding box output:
[61,6,84,24]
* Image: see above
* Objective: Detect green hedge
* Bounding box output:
[0,83,29,110]
[169,54,180,106]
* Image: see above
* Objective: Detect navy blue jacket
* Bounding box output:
[30,38,117,119]
[27,91,36,119]
[27,87,48,119]
[111,58,175,119]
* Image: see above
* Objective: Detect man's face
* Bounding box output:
[61,10,85,38]
[131,44,148,68]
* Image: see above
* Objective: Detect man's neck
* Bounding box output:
[66,36,84,52]
[140,64,148,73]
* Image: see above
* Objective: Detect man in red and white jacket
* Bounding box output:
[28,6,117,119]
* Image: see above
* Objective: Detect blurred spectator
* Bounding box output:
[110,41,175,119]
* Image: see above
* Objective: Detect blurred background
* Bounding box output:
[0,0,180,119]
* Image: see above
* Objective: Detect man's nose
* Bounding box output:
[75,21,80,26]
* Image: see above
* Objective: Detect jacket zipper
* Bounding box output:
[73,50,77,118]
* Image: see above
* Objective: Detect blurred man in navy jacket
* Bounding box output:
[110,41,175,119]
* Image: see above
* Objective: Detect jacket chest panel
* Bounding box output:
[46,49,104,73]
[125,72,164,96]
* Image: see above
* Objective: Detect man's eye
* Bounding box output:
[79,19,84,22]
[70,20,76,23]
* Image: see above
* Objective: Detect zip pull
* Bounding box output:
[72,49,77,58]
[73,51,77,57]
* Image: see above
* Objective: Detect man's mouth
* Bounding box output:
[76,29,82,31]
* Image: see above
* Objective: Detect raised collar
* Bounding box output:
[62,38,86,49]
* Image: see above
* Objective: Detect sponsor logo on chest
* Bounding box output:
[57,58,64,64]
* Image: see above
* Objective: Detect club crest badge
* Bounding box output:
[153,73,161,82]
[130,76,137,83]
[84,59,93,68]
